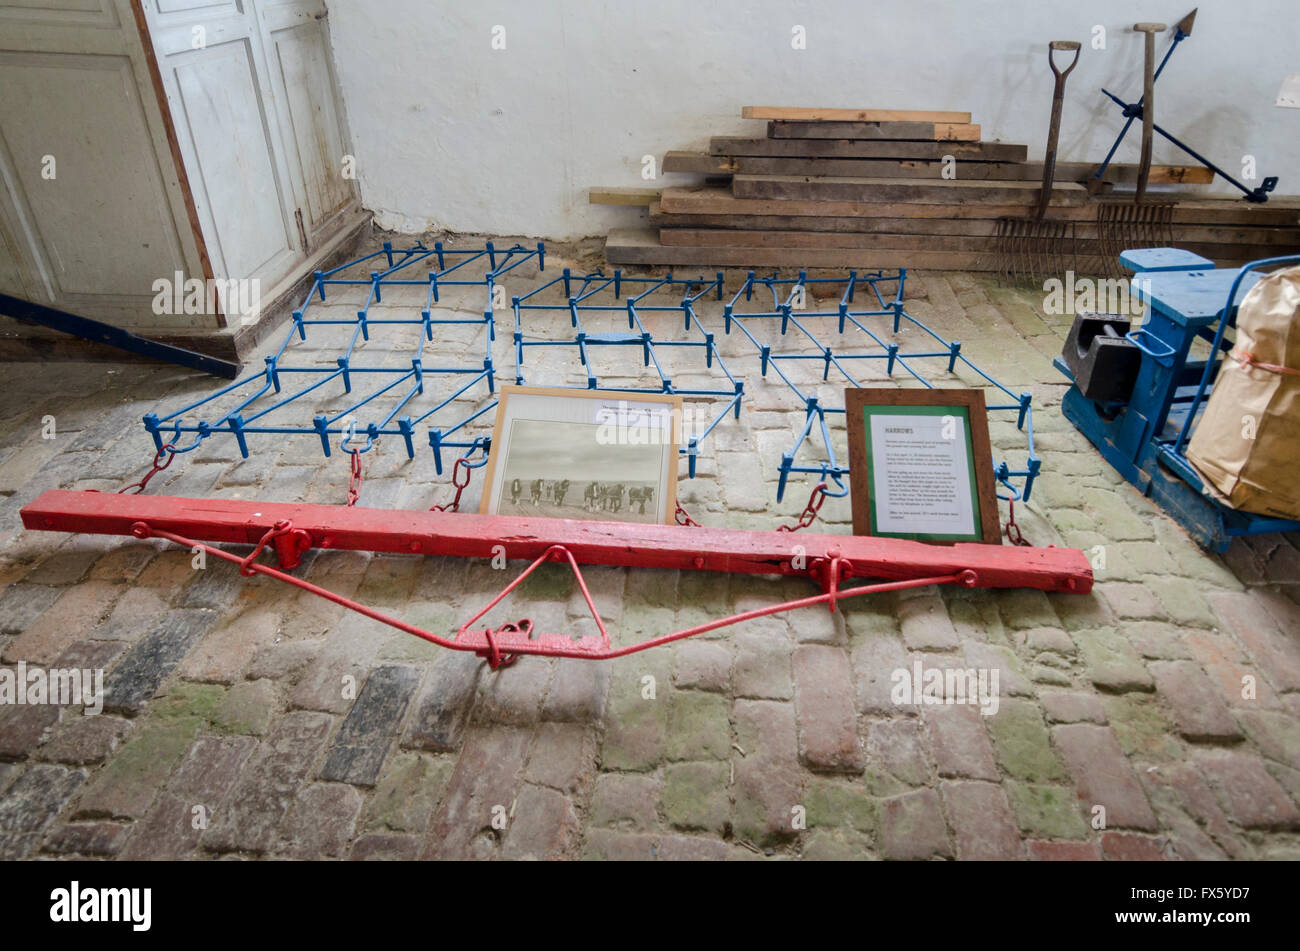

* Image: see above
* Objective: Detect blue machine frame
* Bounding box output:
[724,268,1039,506]
[510,268,744,477]
[0,292,240,379]
[1055,248,1300,551]
[138,248,1042,514]
[142,241,544,474]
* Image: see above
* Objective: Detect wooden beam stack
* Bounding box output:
[594,107,1300,272]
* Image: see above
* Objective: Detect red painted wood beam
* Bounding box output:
[21,490,1092,594]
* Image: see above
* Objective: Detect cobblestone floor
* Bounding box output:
[1,237,1298,861]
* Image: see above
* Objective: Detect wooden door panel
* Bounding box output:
[0,50,188,304]
[143,0,362,298]
[152,0,239,16]
[0,0,362,337]
[0,0,120,30]
[169,38,297,282]
[269,19,351,234]
[0,0,214,329]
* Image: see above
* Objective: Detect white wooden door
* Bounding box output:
[141,0,362,308]
[0,0,212,329]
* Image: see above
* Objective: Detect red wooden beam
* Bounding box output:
[20,490,1092,594]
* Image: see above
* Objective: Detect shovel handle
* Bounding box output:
[1049,41,1081,79]
[1038,41,1081,219]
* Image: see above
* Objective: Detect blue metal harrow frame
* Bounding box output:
[142,240,544,474]
[510,269,744,477]
[137,248,1042,521]
[724,268,1040,505]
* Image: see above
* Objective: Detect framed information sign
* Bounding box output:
[479,385,681,525]
[845,388,1000,544]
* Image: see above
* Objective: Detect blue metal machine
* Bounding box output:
[511,268,743,479]
[141,248,1042,516]
[725,268,1039,507]
[1055,248,1300,551]
[142,240,544,473]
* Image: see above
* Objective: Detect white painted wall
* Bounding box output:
[324,0,1300,240]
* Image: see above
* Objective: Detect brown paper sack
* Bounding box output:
[1186,265,1300,520]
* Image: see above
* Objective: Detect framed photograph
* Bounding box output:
[845,388,1000,544]
[479,385,682,524]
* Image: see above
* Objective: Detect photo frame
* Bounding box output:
[479,385,682,525]
[845,388,1001,544]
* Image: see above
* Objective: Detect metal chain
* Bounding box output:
[346,449,363,507]
[777,481,829,533]
[119,444,177,495]
[1005,497,1030,546]
[430,456,474,513]
[674,501,700,527]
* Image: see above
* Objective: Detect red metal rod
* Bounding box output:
[587,570,974,659]
[131,519,970,665]
[132,521,464,650]
[458,543,613,647]
[20,490,1094,593]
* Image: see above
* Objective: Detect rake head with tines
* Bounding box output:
[994,216,1079,285]
[1095,201,1176,277]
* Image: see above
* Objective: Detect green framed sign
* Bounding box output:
[846,388,1001,544]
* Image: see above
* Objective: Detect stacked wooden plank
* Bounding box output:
[596,107,1300,272]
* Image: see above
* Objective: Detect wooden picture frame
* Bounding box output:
[845,388,1001,544]
[479,385,681,525]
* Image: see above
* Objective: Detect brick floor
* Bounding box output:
[1,238,1298,860]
